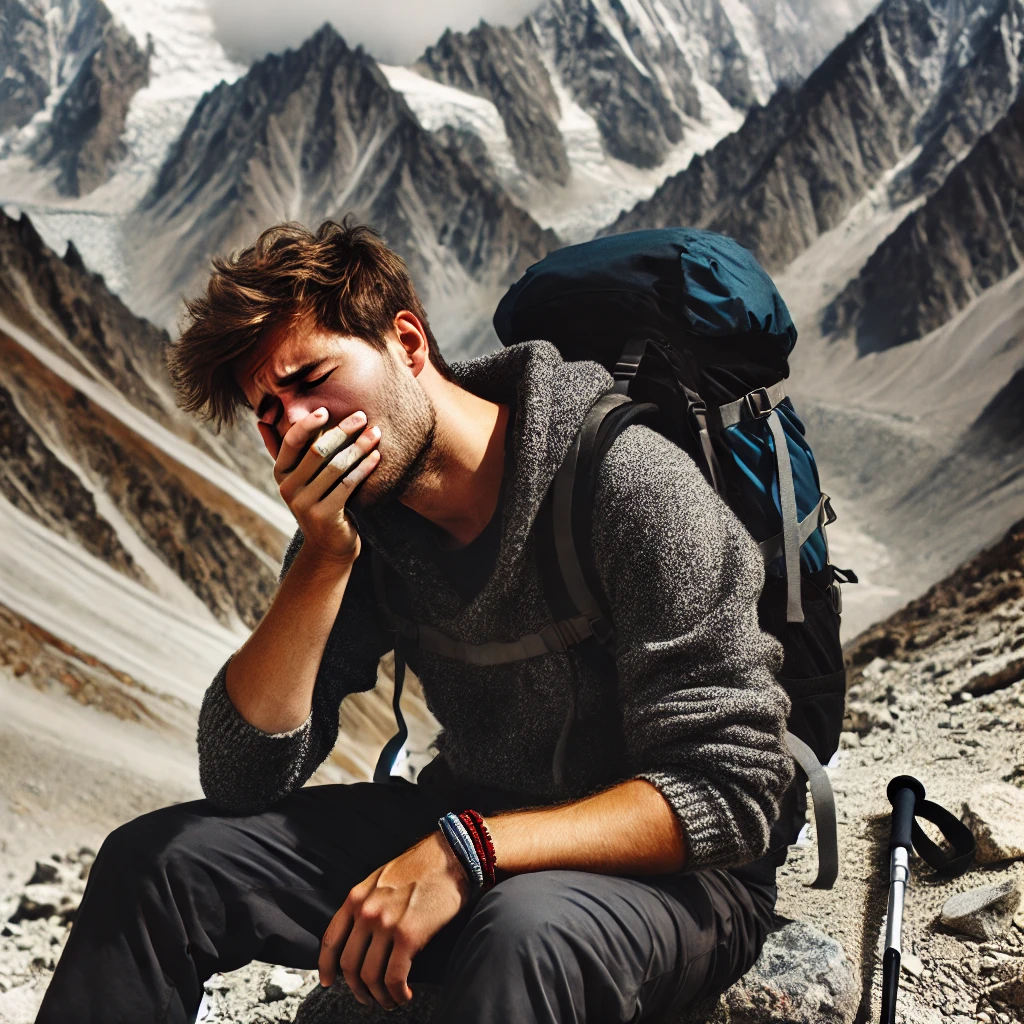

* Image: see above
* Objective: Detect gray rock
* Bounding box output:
[294,982,441,1024]
[264,967,306,1001]
[963,783,1024,864]
[940,876,1023,940]
[26,861,60,886]
[901,951,925,978]
[724,920,859,1024]
[987,958,1024,1008]
[9,885,76,923]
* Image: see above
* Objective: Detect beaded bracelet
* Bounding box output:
[437,809,498,896]
[438,813,485,894]
[458,809,497,890]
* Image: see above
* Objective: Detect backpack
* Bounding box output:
[370,228,857,888]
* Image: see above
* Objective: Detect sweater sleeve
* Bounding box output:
[590,424,794,871]
[196,528,392,813]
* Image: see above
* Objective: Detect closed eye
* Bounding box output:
[299,369,333,392]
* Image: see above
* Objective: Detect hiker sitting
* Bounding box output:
[36,219,795,1024]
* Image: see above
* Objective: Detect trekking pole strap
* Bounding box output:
[911,799,976,877]
[785,730,838,889]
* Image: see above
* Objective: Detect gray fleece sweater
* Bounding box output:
[198,340,794,871]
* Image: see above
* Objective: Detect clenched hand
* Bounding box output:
[319,832,471,1008]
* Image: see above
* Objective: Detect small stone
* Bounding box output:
[264,968,305,1002]
[847,701,894,734]
[981,955,1000,972]
[10,885,64,922]
[987,959,1024,1007]
[724,920,859,1023]
[901,952,925,978]
[963,783,1024,864]
[26,862,60,886]
[940,877,1022,940]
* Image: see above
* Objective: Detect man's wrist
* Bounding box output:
[427,831,473,906]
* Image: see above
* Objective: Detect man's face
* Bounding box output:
[236,321,439,511]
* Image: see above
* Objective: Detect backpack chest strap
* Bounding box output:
[368,546,596,664]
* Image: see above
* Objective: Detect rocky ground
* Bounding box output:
[1,520,1023,1024]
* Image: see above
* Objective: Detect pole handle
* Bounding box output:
[887,775,925,852]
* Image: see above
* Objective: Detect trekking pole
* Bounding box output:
[880,775,925,1024]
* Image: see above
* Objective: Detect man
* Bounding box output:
[37,219,794,1024]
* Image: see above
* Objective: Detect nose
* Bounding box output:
[279,393,326,428]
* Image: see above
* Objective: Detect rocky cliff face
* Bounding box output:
[29,14,150,196]
[607,0,1024,273]
[824,91,1024,353]
[1,0,150,196]
[527,0,878,168]
[0,0,108,136]
[129,25,556,337]
[415,24,570,186]
[0,210,286,633]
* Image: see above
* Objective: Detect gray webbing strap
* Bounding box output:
[768,409,803,623]
[785,730,838,889]
[552,393,629,625]
[369,547,594,665]
[714,379,788,428]
[758,493,827,567]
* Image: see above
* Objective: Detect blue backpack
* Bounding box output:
[492,228,858,887]
[371,228,857,887]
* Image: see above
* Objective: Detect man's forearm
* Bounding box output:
[225,544,354,733]
[484,779,687,877]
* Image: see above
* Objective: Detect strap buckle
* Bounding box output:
[744,386,774,419]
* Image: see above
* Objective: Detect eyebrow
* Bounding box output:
[252,361,323,420]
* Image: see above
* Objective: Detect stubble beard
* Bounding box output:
[347,353,444,512]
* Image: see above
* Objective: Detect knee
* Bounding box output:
[92,800,223,891]
[463,872,589,959]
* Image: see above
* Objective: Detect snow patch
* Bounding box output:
[378,65,526,196]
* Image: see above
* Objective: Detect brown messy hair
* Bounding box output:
[167,218,457,428]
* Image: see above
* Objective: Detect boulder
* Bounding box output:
[939,876,1022,939]
[962,783,1024,864]
[724,920,859,1024]
[292,921,860,1024]
[294,983,440,1024]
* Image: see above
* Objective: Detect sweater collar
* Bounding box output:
[352,339,613,617]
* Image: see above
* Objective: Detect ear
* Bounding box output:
[393,310,429,375]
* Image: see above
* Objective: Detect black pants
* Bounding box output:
[36,775,777,1024]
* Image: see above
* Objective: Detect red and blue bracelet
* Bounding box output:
[437,809,497,896]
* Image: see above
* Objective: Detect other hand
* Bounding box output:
[318,832,471,1009]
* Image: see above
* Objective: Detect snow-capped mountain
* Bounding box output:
[390,0,878,240]
[126,25,556,346]
[1,0,877,324]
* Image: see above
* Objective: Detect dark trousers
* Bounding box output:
[36,775,777,1024]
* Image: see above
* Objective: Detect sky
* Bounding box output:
[207,0,540,65]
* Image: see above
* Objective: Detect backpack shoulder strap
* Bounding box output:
[538,391,660,658]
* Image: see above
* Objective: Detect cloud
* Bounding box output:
[207,0,540,65]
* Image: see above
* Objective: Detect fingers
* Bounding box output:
[384,939,415,1007]
[315,444,380,517]
[318,904,353,989]
[339,920,374,1005]
[358,931,397,1010]
[276,408,367,487]
[303,424,381,504]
